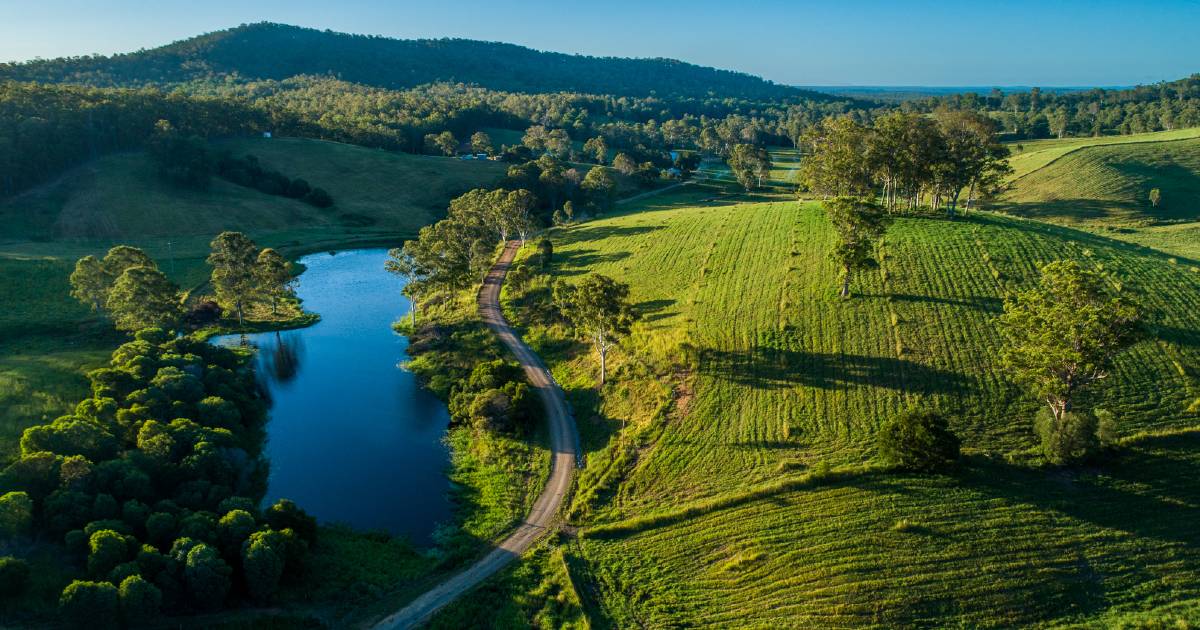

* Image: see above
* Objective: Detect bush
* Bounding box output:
[877,409,960,471]
[265,499,317,546]
[305,187,334,208]
[0,557,30,597]
[118,574,161,625]
[0,491,33,537]
[1035,408,1100,465]
[88,529,129,578]
[60,580,119,629]
[183,543,231,610]
[242,530,286,603]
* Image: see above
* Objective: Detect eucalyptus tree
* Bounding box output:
[207,231,261,326]
[998,260,1141,427]
[554,273,636,385]
[255,248,295,316]
[69,256,110,313]
[470,131,494,155]
[583,136,608,164]
[799,117,875,198]
[727,143,772,190]
[106,266,182,332]
[824,197,892,298]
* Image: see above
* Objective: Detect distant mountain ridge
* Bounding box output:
[0,22,834,101]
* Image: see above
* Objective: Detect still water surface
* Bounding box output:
[213,249,451,545]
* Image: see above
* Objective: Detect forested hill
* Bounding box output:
[0,22,828,101]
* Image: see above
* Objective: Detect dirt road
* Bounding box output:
[371,241,579,629]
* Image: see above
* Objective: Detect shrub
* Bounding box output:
[88,529,129,577]
[877,409,960,471]
[118,574,161,625]
[265,499,317,546]
[1035,408,1100,465]
[0,557,30,597]
[242,530,286,603]
[0,491,33,537]
[183,543,231,610]
[59,580,119,629]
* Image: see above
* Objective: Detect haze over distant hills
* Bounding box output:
[0,22,836,102]
[805,85,1132,102]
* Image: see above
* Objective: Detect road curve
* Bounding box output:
[371,241,579,630]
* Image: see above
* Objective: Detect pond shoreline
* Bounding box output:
[209,249,454,546]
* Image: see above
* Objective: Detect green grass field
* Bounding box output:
[0,137,506,464]
[997,136,1200,226]
[997,128,1200,262]
[1005,127,1200,181]
[693,147,802,194]
[443,186,1200,627]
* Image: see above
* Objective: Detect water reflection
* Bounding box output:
[262,331,304,384]
[211,249,452,545]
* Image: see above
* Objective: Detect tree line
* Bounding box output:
[798,110,1012,215]
[147,119,334,206]
[908,75,1200,139]
[69,232,297,333]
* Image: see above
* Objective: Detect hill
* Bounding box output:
[434,191,1200,626]
[0,22,832,101]
[995,130,1200,260]
[1004,128,1200,182]
[1,136,505,247]
[0,136,504,463]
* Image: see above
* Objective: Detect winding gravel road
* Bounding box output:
[371,241,579,629]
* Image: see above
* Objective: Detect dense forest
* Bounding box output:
[907,75,1200,138]
[0,22,831,101]
[2,23,1199,203]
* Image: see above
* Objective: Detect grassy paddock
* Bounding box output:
[464,190,1200,626]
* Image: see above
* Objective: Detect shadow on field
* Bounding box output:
[861,292,1003,313]
[553,248,632,275]
[1152,324,1200,348]
[698,346,972,394]
[988,198,1125,223]
[636,298,677,322]
[961,432,1200,547]
[565,223,665,242]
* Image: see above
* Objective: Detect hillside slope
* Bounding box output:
[998,135,1200,226]
[1005,128,1200,181]
[0,137,504,464]
[0,22,830,101]
[0,137,504,248]
[448,193,1200,627]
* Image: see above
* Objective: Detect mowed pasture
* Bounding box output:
[548,198,1200,506]
[0,137,506,247]
[1005,127,1200,181]
[575,430,1200,628]
[997,136,1200,226]
[535,195,1200,626]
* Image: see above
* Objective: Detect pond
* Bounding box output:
[212,249,451,546]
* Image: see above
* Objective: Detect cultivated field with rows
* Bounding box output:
[514,192,1200,626]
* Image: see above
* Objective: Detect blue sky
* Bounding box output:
[0,0,1196,86]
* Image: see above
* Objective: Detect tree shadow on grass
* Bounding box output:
[635,298,677,323]
[966,212,1194,262]
[859,292,1004,313]
[563,223,665,242]
[1151,324,1200,349]
[959,433,1200,548]
[552,248,632,276]
[699,346,973,395]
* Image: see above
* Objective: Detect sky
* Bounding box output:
[0,0,1196,87]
